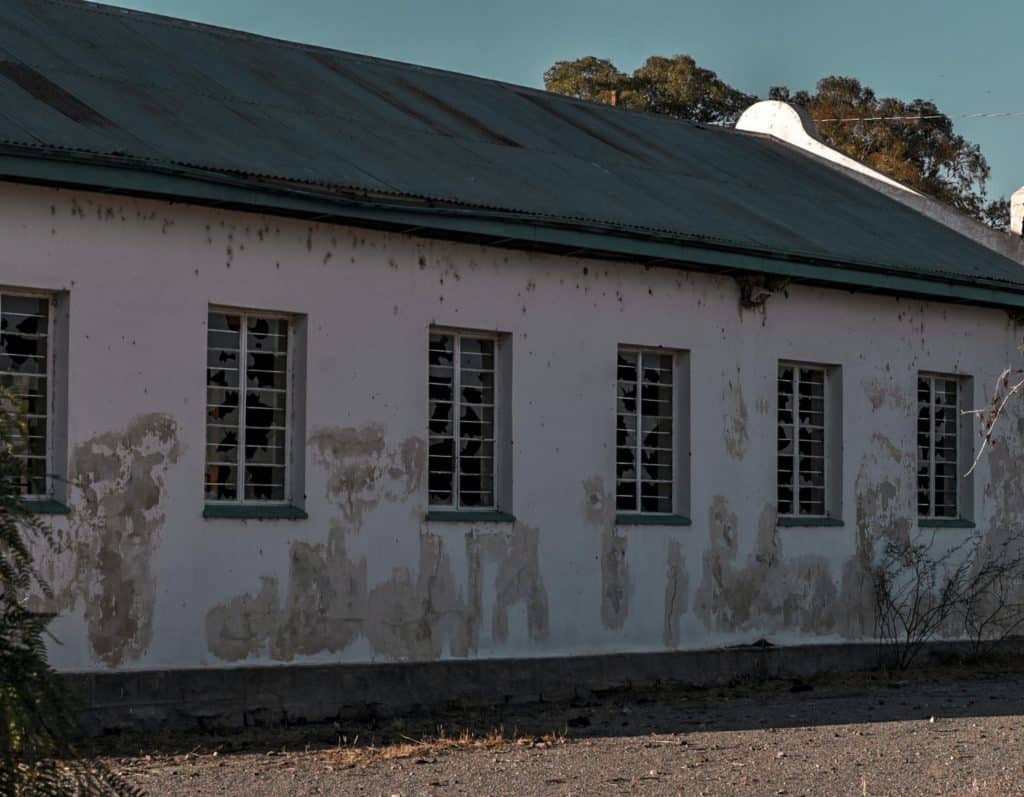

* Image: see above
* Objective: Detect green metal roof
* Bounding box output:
[2,0,1023,308]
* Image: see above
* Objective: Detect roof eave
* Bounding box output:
[3,151,1024,312]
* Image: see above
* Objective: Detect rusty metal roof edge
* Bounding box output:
[3,146,1024,310]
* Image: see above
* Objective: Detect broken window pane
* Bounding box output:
[0,294,50,495]
[616,348,673,514]
[778,364,827,517]
[917,375,960,518]
[205,311,290,503]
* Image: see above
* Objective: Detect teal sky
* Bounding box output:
[108,0,1023,202]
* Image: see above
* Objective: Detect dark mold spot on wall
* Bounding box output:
[52,415,181,667]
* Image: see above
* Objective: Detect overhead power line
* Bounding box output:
[816,111,1024,123]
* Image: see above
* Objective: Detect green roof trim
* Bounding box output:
[4,151,1024,310]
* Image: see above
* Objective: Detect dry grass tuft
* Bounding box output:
[323,727,564,769]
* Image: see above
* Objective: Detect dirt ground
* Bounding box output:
[89,664,1024,796]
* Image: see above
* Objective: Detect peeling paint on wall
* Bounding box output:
[861,369,909,412]
[583,476,630,629]
[837,432,912,637]
[309,424,425,526]
[695,497,839,637]
[50,415,181,667]
[206,425,547,662]
[722,370,749,461]
[663,538,689,648]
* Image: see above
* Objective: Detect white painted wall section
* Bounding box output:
[0,181,1021,674]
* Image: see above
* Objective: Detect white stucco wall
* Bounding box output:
[2,180,1023,673]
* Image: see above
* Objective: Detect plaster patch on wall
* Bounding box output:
[722,371,749,461]
[207,426,546,662]
[983,405,1024,536]
[204,576,281,662]
[861,371,908,411]
[663,538,689,648]
[309,424,425,526]
[837,432,912,637]
[207,520,549,662]
[583,476,630,629]
[50,414,181,667]
[467,523,549,645]
[695,497,839,636]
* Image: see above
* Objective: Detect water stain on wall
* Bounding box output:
[47,414,181,667]
[207,424,548,662]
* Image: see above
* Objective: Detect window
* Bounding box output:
[206,309,293,503]
[917,374,960,518]
[428,331,497,509]
[616,348,675,514]
[777,363,830,517]
[0,293,51,496]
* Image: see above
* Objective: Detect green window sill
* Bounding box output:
[24,498,71,515]
[203,504,308,520]
[777,516,844,527]
[615,513,692,527]
[425,510,516,523]
[919,517,976,529]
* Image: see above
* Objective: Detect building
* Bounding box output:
[3,0,1024,724]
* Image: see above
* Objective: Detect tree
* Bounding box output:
[770,78,1007,227]
[544,55,753,125]
[0,389,139,796]
[543,57,1007,227]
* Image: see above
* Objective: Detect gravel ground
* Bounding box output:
[91,666,1024,796]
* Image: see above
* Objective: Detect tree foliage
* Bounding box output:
[0,389,140,796]
[544,55,753,125]
[543,57,1008,227]
[771,78,1007,226]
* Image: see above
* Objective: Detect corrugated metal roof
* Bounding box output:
[1,0,1022,293]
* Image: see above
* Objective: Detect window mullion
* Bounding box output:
[238,315,248,501]
[952,380,959,516]
[453,334,462,509]
[929,377,936,518]
[635,352,644,513]
[794,367,802,514]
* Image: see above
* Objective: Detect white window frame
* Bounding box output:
[917,372,963,520]
[0,289,57,500]
[615,346,683,516]
[428,328,501,512]
[205,306,298,506]
[777,361,841,520]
